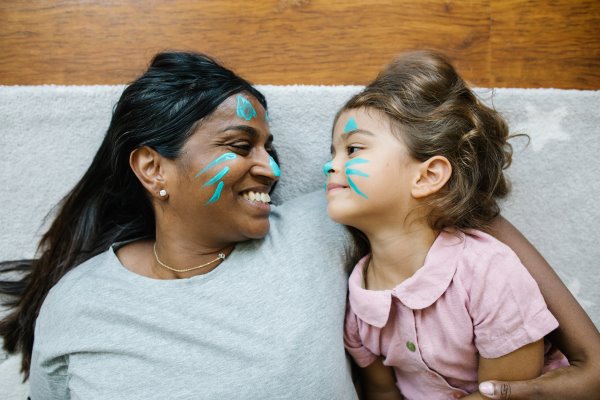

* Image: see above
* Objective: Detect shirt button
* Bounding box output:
[406,341,416,352]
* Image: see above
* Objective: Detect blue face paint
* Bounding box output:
[347,177,368,199]
[345,168,369,178]
[344,158,369,199]
[343,117,358,133]
[269,156,281,177]
[236,95,257,121]
[195,153,237,178]
[345,158,369,167]
[323,161,333,176]
[203,166,230,187]
[265,110,270,122]
[206,181,225,205]
[195,153,237,205]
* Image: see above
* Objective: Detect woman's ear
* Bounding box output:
[411,156,452,199]
[130,146,168,199]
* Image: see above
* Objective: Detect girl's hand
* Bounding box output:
[357,357,404,400]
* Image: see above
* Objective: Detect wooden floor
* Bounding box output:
[0,0,598,88]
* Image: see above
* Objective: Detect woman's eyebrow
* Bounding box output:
[222,125,274,143]
[223,125,258,136]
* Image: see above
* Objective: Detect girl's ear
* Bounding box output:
[130,146,168,199]
[411,156,452,199]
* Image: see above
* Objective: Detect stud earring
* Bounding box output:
[159,189,167,197]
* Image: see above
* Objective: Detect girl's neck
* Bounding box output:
[363,222,437,291]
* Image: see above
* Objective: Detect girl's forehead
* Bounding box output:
[335,108,391,135]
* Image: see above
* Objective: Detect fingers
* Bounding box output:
[479,381,509,399]
[479,380,532,400]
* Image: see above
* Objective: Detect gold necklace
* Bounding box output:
[153,242,226,273]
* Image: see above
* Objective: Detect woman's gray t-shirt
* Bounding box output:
[30,191,357,399]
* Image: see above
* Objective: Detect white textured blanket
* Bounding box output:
[0,86,599,397]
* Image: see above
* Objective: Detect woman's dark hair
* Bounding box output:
[0,51,270,377]
[337,50,517,268]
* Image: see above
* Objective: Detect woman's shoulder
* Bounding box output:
[271,190,350,246]
[40,248,113,312]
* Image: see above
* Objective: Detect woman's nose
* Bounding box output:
[252,149,280,181]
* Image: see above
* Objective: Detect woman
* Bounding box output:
[0,51,598,399]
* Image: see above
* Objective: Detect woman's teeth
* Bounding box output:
[243,191,271,204]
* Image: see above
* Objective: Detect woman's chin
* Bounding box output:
[242,220,271,240]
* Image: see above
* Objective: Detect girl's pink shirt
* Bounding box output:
[344,229,567,400]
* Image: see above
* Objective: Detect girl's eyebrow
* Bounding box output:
[344,129,374,138]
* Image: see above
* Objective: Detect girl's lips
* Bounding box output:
[326,183,347,192]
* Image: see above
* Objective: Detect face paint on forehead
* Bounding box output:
[195,152,237,205]
[345,158,369,199]
[269,156,281,177]
[343,117,358,133]
[236,95,257,121]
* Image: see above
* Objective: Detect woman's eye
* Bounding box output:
[229,143,252,153]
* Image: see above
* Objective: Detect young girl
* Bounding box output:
[324,51,568,399]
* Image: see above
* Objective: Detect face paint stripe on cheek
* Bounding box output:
[195,153,237,206]
[195,153,237,178]
[345,158,369,167]
[269,156,281,177]
[347,176,369,199]
[345,168,369,178]
[203,166,230,187]
[344,158,369,199]
[236,95,257,121]
[206,181,225,205]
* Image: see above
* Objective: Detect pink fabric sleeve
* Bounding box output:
[344,302,378,368]
[466,244,559,359]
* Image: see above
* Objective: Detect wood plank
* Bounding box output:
[490,0,600,88]
[0,0,597,88]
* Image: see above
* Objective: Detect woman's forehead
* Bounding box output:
[214,93,265,118]
[193,93,270,139]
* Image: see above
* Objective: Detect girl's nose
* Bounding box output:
[323,160,334,176]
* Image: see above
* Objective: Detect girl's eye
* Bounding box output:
[347,145,361,155]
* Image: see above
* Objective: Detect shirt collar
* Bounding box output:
[348,231,464,328]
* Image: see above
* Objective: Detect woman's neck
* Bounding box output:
[151,230,233,279]
[362,222,437,291]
